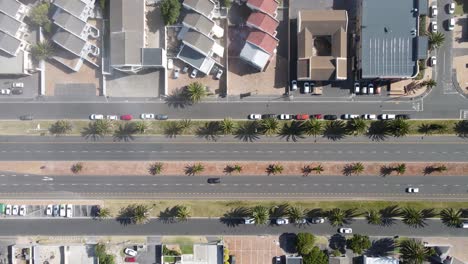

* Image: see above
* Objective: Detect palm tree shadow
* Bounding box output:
[454,120,468,138]
[234,121,260,142]
[220,207,250,227]
[269,203,290,218]
[159,207,178,224]
[306,208,324,218]
[323,121,347,141]
[367,121,389,142]
[164,88,191,109]
[342,164,353,176]
[113,123,136,142]
[116,206,134,225]
[164,122,182,138]
[81,123,104,141]
[196,121,221,141]
[380,205,401,227]
[366,238,395,257]
[278,121,305,142]
[380,166,393,177]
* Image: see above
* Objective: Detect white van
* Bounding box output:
[461,221,468,228]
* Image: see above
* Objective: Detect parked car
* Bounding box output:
[362,114,377,120]
[341,114,359,120]
[140,113,155,119]
[262,114,277,119]
[295,114,309,120]
[431,5,438,17]
[361,85,367,94]
[12,205,19,215]
[46,204,53,216]
[19,205,26,216]
[53,205,59,216]
[11,88,23,95]
[396,114,410,119]
[120,114,133,121]
[59,204,66,217]
[295,218,307,224]
[375,86,381,94]
[379,114,396,120]
[291,80,297,91]
[430,56,437,66]
[311,217,325,224]
[90,114,104,120]
[248,114,262,120]
[155,114,168,120]
[406,187,419,193]
[448,2,455,14]
[5,204,11,215]
[274,256,282,264]
[431,21,438,32]
[448,18,455,31]
[207,178,221,184]
[190,68,198,78]
[354,82,360,94]
[124,248,138,257]
[1,89,11,95]
[368,83,374,94]
[19,115,33,120]
[215,69,223,79]
[303,82,310,94]
[11,82,24,88]
[279,114,292,120]
[312,114,322,119]
[244,218,255,224]
[323,115,338,120]
[106,115,118,120]
[167,59,173,70]
[66,204,73,217]
[173,69,179,79]
[276,218,289,225]
[124,257,136,262]
[339,228,353,234]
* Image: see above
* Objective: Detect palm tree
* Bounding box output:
[418,123,433,135]
[351,162,365,175]
[185,82,206,103]
[261,118,280,136]
[185,163,205,176]
[31,40,54,61]
[288,206,305,224]
[428,31,445,50]
[366,209,382,225]
[312,164,324,174]
[133,121,150,134]
[251,205,269,225]
[455,120,468,137]
[347,118,367,136]
[132,204,151,224]
[421,79,437,89]
[175,205,191,222]
[49,120,73,135]
[97,207,111,219]
[178,119,193,133]
[232,164,242,173]
[394,163,406,175]
[327,208,356,227]
[220,118,236,135]
[440,208,463,228]
[148,162,163,175]
[399,239,435,264]
[113,123,136,142]
[323,120,348,140]
[401,208,435,228]
[81,120,112,141]
[164,122,183,138]
[302,119,322,138]
[389,119,410,137]
[433,165,447,172]
[266,164,284,175]
[71,163,83,174]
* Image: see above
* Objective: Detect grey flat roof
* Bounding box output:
[52,30,87,56]
[417,36,428,59]
[0,12,21,36]
[183,0,215,18]
[0,49,24,74]
[361,0,418,78]
[177,44,206,69]
[53,0,86,19]
[183,28,214,56]
[142,48,162,66]
[183,12,214,36]
[53,9,87,37]
[0,30,20,55]
[0,0,21,18]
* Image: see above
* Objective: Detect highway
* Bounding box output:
[0,175,467,200]
[0,136,466,161]
[0,218,466,236]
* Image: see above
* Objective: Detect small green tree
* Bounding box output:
[347,118,367,136]
[302,247,328,264]
[421,79,437,89]
[389,118,410,137]
[251,205,269,225]
[133,121,150,134]
[28,2,52,32]
[261,118,280,136]
[185,163,205,176]
[312,164,324,174]
[366,209,382,225]
[148,162,163,175]
[394,163,406,175]
[296,233,316,255]
[347,234,371,254]
[220,118,236,135]
[31,40,54,61]
[351,162,365,175]
[49,120,72,135]
[97,207,111,219]
[178,119,192,133]
[185,82,207,103]
[440,208,463,228]
[399,239,435,264]
[71,163,83,174]
[266,164,284,175]
[175,205,191,222]
[303,119,322,138]
[160,0,181,25]
[428,31,445,50]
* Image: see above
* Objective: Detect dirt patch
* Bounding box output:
[224,236,286,264]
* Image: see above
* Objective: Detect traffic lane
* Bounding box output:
[0,143,466,161]
[0,219,465,236]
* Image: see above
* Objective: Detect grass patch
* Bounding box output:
[163,256,177,263]
[454,0,466,15]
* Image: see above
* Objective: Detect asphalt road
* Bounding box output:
[1,175,467,200]
[0,218,465,236]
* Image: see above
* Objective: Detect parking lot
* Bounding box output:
[0,73,39,99]
[224,236,287,264]
[1,204,96,218]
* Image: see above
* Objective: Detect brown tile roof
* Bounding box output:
[247,0,278,15]
[246,12,279,36]
[247,30,278,54]
[298,10,347,35]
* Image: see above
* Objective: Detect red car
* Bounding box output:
[312,114,322,119]
[124,257,136,262]
[295,114,309,120]
[120,114,133,121]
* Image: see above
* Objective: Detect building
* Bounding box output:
[357,0,428,79]
[182,12,224,38]
[183,0,216,19]
[161,244,223,264]
[246,12,279,36]
[363,256,399,264]
[239,30,278,70]
[296,10,348,81]
[286,255,303,264]
[109,0,166,73]
[246,0,279,18]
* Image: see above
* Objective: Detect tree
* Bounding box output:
[347,118,367,136]
[132,204,151,224]
[312,164,324,174]
[366,209,382,225]
[178,119,192,133]
[401,208,435,228]
[399,239,435,264]
[71,163,83,173]
[418,123,434,135]
[389,119,410,137]
[160,0,181,25]
[288,206,305,224]
[113,123,136,142]
[347,234,371,254]
[394,163,406,175]
[148,162,163,175]
[220,118,236,135]
[220,0,232,8]
[428,31,445,50]
[82,120,113,141]
[232,164,242,173]
[327,208,356,227]
[175,205,191,222]
[49,120,72,135]
[455,120,468,137]
[186,82,206,103]
[278,121,305,142]
[95,243,115,264]
[185,163,205,176]
[266,164,284,175]
[261,118,280,136]
[303,119,322,138]
[133,121,150,134]
[421,79,437,89]
[351,162,365,175]
[295,233,316,255]
[97,207,111,219]
[31,40,54,61]
[302,247,328,264]
[251,205,269,225]
[28,2,52,32]
[440,208,463,228]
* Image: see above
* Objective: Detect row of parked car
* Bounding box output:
[244,217,325,225]
[1,82,24,95]
[430,3,455,32]
[45,204,73,217]
[89,113,169,121]
[4,204,26,216]
[354,83,381,95]
[248,113,410,121]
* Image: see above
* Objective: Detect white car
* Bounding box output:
[368,83,374,94]
[59,204,66,217]
[1,89,11,95]
[354,82,360,94]
[276,218,289,225]
[167,59,173,70]
[90,114,104,120]
[19,205,26,216]
[448,18,455,31]
[362,114,377,120]
[339,228,353,234]
[379,114,396,120]
[303,82,310,93]
[291,80,298,91]
[362,85,367,94]
[248,114,261,120]
[215,69,223,80]
[140,113,155,119]
[46,204,53,216]
[5,204,11,215]
[190,68,198,78]
[295,218,307,224]
[342,114,360,120]
[173,68,179,79]
[11,82,24,88]
[244,218,255,224]
[279,114,292,120]
[431,5,438,17]
[431,21,438,32]
[311,217,325,224]
[448,2,455,14]
[12,205,19,215]
[66,204,73,218]
[124,248,137,256]
[407,187,420,193]
[430,56,437,66]
[106,115,118,120]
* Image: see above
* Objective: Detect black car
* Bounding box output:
[11,88,23,95]
[396,114,410,120]
[262,114,277,119]
[155,114,168,120]
[19,114,33,120]
[323,115,338,120]
[207,178,221,184]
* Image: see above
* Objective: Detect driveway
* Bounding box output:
[106,69,163,97]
